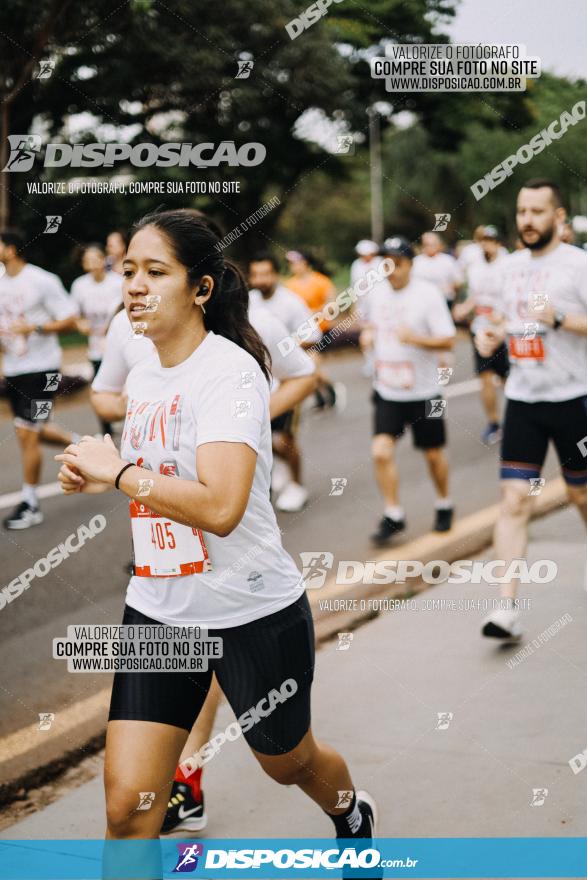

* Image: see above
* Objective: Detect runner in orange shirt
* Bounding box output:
[285,250,334,330]
[285,250,343,410]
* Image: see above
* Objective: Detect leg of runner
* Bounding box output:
[38,422,78,445]
[251,729,354,806]
[5,424,44,527]
[212,595,377,843]
[566,484,587,526]
[90,359,113,436]
[273,429,307,512]
[3,370,69,528]
[161,677,222,834]
[481,477,536,642]
[272,432,301,483]
[105,720,188,839]
[479,371,500,442]
[423,447,453,532]
[370,433,405,546]
[481,397,548,641]
[493,479,532,603]
[305,349,343,411]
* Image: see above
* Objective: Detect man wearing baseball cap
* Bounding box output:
[360,236,457,546]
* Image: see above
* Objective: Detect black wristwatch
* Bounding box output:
[34,324,45,334]
[552,311,565,330]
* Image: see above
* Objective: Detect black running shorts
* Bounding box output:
[5,371,59,427]
[473,339,509,378]
[270,408,296,434]
[501,396,587,485]
[108,594,315,755]
[373,391,446,449]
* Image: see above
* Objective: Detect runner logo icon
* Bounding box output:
[433,213,451,231]
[335,790,354,809]
[299,552,334,589]
[2,135,41,172]
[44,215,62,234]
[329,477,347,496]
[44,372,61,391]
[426,399,446,418]
[436,711,453,730]
[236,60,254,79]
[530,788,548,806]
[173,843,204,873]
[137,791,155,810]
[38,712,55,730]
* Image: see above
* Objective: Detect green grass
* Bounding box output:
[59,331,87,349]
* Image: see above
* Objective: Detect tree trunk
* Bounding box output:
[0,101,10,228]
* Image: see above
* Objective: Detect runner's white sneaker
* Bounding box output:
[3,502,44,530]
[271,457,291,496]
[276,482,308,512]
[482,607,522,641]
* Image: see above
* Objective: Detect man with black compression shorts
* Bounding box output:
[476,179,587,641]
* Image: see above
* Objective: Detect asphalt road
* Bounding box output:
[0,337,561,737]
[4,506,586,856]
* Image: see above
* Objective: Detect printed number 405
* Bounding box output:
[151,521,176,550]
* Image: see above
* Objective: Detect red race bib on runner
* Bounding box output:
[508,334,545,365]
[130,500,211,577]
[377,360,415,390]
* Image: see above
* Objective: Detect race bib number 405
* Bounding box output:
[130,501,211,577]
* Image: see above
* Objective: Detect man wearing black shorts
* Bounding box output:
[360,237,457,546]
[0,229,78,528]
[453,226,509,445]
[476,179,587,640]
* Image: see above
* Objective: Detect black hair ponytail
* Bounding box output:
[129,209,271,381]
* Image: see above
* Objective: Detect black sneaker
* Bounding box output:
[160,782,207,834]
[3,502,43,530]
[340,791,381,880]
[434,507,453,532]
[350,790,378,839]
[370,516,405,546]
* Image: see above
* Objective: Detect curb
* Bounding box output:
[311,477,566,642]
[0,478,567,800]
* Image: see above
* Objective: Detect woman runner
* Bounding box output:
[56,210,377,845]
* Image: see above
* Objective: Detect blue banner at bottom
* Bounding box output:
[0,838,585,879]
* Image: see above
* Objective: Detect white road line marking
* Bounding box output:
[0,482,62,510]
[444,377,482,398]
[0,376,484,511]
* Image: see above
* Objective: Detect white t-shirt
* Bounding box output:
[350,256,384,323]
[249,285,321,343]
[92,306,315,395]
[350,256,383,287]
[249,304,315,390]
[71,272,122,361]
[486,244,587,403]
[122,331,305,628]
[0,264,78,376]
[468,255,507,335]
[458,242,484,280]
[412,253,463,301]
[369,277,456,401]
[91,309,152,392]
